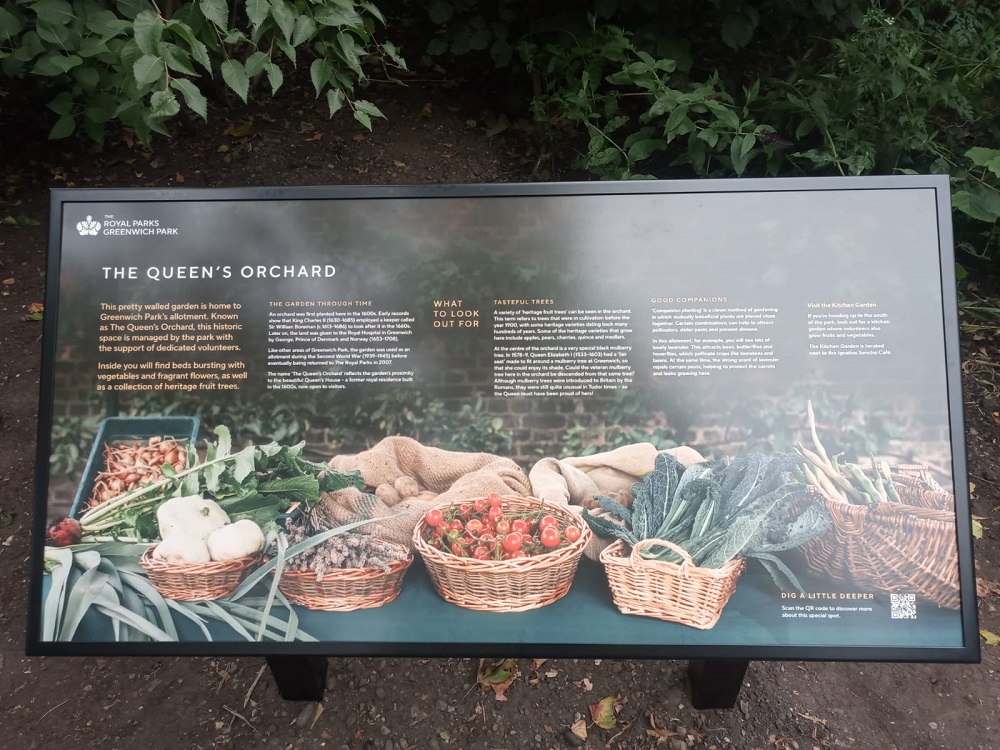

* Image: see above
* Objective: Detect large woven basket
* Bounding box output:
[412,495,591,612]
[600,539,745,629]
[798,495,959,609]
[277,540,413,611]
[140,546,258,601]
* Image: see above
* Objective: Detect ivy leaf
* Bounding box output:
[589,696,618,730]
[49,113,76,139]
[150,90,181,119]
[220,59,250,103]
[133,10,163,56]
[966,147,1000,178]
[133,54,165,85]
[200,0,229,30]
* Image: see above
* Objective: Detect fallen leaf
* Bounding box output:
[647,712,676,742]
[438,730,450,741]
[794,712,828,726]
[2,278,14,285]
[578,677,593,692]
[531,658,547,670]
[175,172,185,184]
[225,119,254,138]
[311,132,324,140]
[309,703,324,729]
[217,144,230,153]
[352,133,365,142]
[544,669,558,678]
[477,658,518,701]
[589,696,618,729]
[977,579,1000,598]
[297,121,315,133]
[981,629,1000,646]
[149,157,164,169]
[24,311,43,321]
[973,519,984,539]
[569,719,588,741]
[393,159,406,168]
[421,102,433,118]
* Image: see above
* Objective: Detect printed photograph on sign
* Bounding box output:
[32,181,972,656]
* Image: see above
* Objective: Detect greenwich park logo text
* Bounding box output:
[76,214,179,237]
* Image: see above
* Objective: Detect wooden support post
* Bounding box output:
[266,656,328,702]
[687,659,749,710]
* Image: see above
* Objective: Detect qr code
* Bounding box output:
[891,593,917,619]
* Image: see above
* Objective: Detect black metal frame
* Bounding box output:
[28,177,980,674]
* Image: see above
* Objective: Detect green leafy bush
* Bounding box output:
[0,0,403,142]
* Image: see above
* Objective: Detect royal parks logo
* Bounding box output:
[76,215,101,236]
[75,213,179,237]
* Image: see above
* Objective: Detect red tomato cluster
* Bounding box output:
[422,493,583,560]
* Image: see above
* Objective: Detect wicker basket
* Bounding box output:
[140,546,259,601]
[412,495,591,612]
[277,540,413,611]
[798,496,960,609]
[600,539,745,629]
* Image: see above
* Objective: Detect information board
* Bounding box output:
[29,177,979,662]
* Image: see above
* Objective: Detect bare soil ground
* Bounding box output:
[2,69,999,750]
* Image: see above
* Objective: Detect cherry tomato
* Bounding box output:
[466,519,484,535]
[501,532,523,553]
[446,529,462,542]
[447,519,464,532]
[450,542,467,556]
[564,526,582,543]
[479,530,496,542]
[425,509,444,528]
[538,515,558,530]
[511,519,530,534]
[487,492,503,508]
[488,506,504,523]
[474,498,488,513]
[495,519,512,535]
[510,550,528,559]
[459,503,473,519]
[540,526,560,548]
[473,546,490,560]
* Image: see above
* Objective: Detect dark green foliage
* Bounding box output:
[584,450,830,591]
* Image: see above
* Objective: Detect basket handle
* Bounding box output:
[630,538,693,568]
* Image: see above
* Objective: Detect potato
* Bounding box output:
[394,475,421,499]
[375,483,402,507]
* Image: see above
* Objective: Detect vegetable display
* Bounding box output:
[583,452,831,592]
[46,426,363,546]
[88,436,189,508]
[420,492,582,559]
[283,514,410,576]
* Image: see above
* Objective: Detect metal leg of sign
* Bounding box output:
[266,656,328,702]
[687,660,749,710]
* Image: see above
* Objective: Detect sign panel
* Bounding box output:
[29,177,978,661]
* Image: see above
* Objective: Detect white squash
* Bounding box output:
[156,495,230,542]
[207,519,265,562]
[152,534,212,564]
